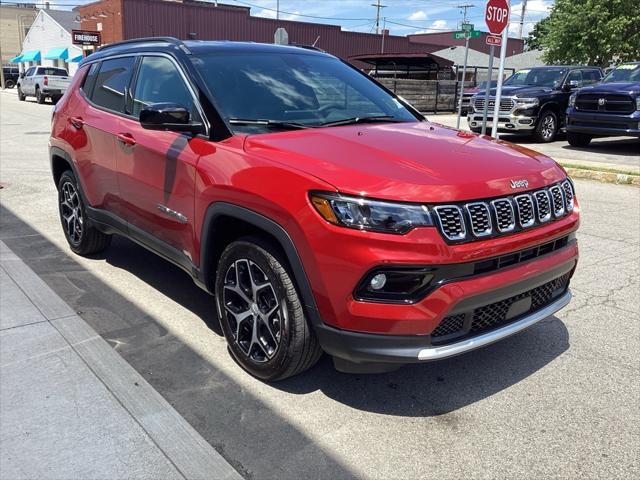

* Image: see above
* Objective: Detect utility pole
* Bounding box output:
[518,0,528,39]
[372,0,386,35]
[455,4,474,129]
[276,0,280,21]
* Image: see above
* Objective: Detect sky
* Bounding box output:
[16,0,554,38]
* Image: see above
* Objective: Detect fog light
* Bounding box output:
[370,273,387,290]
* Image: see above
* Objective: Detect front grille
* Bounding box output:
[433,181,574,243]
[575,93,635,114]
[431,273,570,341]
[473,96,515,112]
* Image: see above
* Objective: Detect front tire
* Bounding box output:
[58,170,112,255]
[567,132,592,147]
[215,238,322,381]
[17,86,25,101]
[35,86,45,104]
[533,110,558,142]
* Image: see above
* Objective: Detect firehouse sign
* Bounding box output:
[485,0,510,35]
[72,30,101,46]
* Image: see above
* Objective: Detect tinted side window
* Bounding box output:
[582,69,602,85]
[131,56,198,120]
[565,70,583,87]
[92,57,136,114]
[25,67,35,76]
[81,63,100,98]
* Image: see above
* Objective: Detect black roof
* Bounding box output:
[81,38,331,66]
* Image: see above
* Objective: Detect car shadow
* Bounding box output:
[99,235,569,418]
[561,137,640,156]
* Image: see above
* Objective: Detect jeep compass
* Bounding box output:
[49,38,579,380]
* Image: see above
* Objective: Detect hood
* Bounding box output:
[478,85,553,98]
[578,81,640,94]
[244,122,566,202]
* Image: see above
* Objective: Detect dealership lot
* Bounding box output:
[1,91,638,478]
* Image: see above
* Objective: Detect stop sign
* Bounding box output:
[485,0,510,35]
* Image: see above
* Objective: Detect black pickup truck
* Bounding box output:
[467,65,603,142]
[565,62,640,146]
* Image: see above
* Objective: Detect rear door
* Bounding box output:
[72,57,136,217]
[115,54,206,259]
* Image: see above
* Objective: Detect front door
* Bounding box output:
[116,55,207,262]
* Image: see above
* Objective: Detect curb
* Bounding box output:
[562,166,640,186]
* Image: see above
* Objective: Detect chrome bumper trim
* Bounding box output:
[417,290,572,361]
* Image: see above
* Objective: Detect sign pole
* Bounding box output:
[481,44,495,136]
[456,32,470,130]
[490,4,511,138]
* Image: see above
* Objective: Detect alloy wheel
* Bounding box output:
[541,114,556,140]
[60,181,83,245]
[222,259,283,363]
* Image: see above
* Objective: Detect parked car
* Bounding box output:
[50,38,579,380]
[467,65,603,142]
[565,61,640,146]
[17,66,71,104]
[2,66,20,88]
[459,80,497,115]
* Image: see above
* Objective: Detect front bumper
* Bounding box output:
[316,257,575,364]
[467,112,536,132]
[566,109,640,137]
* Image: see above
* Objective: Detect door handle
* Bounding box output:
[116,132,136,146]
[69,116,84,129]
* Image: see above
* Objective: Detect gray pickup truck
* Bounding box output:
[17,66,71,104]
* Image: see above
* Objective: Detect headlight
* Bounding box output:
[569,93,577,108]
[309,192,433,234]
[514,97,540,109]
[636,96,640,111]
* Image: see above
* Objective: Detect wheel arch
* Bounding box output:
[200,202,324,328]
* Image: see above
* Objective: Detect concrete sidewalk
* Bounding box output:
[0,241,241,480]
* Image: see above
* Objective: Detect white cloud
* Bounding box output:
[426,19,448,33]
[408,10,427,21]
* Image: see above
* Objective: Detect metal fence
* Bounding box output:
[377,78,473,113]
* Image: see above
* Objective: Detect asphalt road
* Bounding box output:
[431,113,640,171]
[1,91,639,479]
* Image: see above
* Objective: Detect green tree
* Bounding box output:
[539,0,640,66]
[525,16,549,50]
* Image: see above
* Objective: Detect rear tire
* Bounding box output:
[17,86,25,101]
[567,132,592,147]
[58,170,112,255]
[533,109,558,143]
[5,79,15,89]
[35,86,45,104]
[215,237,322,381]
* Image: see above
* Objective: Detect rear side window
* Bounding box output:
[91,56,136,114]
[81,63,100,97]
[131,56,199,120]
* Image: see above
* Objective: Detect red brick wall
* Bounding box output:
[79,0,124,46]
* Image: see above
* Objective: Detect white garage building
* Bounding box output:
[10,8,83,76]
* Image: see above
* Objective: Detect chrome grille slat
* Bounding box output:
[465,202,492,237]
[533,190,552,223]
[491,199,516,233]
[549,185,565,217]
[473,96,515,112]
[431,181,573,243]
[515,194,535,228]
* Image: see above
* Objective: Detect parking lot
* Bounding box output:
[1,90,639,478]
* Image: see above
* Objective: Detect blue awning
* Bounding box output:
[19,50,41,62]
[44,47,69,60]
[70,54,84,63]
[9,55,23,63]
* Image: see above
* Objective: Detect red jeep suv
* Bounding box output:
[50,38,579,380]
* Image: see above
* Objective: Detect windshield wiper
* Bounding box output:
[319,115,405,127]
[228,118,311,130]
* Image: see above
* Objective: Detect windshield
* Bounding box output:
[603,64,640,83]
[504,68,567,87]
[192,52,418,133]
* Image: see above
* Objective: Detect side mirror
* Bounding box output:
[139,103,204,134]
[564,80,579,91]
[19,72,25,78]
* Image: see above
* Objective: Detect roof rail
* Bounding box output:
[97,37,191,54]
